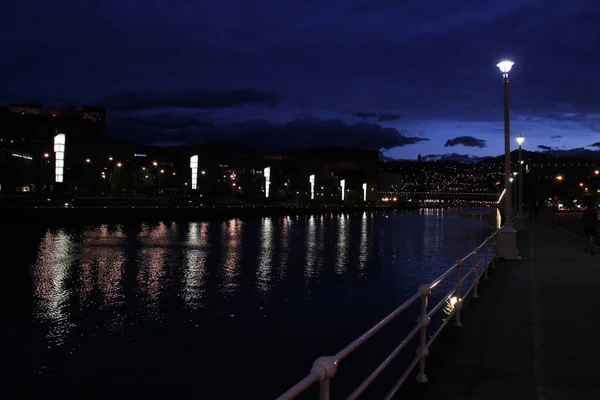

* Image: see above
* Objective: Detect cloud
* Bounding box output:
[444,136,487,148]
[353,112,401,122]
[104,89,280,111]
[109,114,427,152]
[354,112,378,118]
[378,113,401,122]
[590,142,600,148]
[551,135,562,139]
[537,145,552,151]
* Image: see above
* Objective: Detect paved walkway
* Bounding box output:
[420,218,600,400]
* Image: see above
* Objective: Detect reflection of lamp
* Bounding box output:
[340,179,345,202]
[362,183,367,202]
[309,175,315,200]
[264,167,271,198]
[190,155,198,190]
[53,133,65,183]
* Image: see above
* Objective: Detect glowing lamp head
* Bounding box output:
[496,60,514,74]
[516,134,525,145]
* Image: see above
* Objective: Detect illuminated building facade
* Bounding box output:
[190,155,199,190]
[264,167,271,198]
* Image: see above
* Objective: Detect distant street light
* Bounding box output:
[116,162,122,167]
[43,153,49,158]
[496,59,518,257]
[85,158,91,163]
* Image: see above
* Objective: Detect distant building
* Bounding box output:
[265,147,379,204]
[0,104,106,192]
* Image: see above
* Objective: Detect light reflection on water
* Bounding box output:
[184,222,208,309]
[17,209,499,398]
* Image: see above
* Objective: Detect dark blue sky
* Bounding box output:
[2,0,600,158]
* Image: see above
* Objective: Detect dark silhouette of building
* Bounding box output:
[0,104,106,192]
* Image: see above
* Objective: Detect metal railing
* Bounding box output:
[277,230,499,400]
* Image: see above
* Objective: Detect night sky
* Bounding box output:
[2,0,600,159]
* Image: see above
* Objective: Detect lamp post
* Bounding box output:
[496,60,519,259]
[514,134,526,230]
[553,175,563,218]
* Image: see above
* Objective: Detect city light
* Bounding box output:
[264,167,271,198]
[556,175,563,181]
[595,170,599,175]
[153,161,158,166]
[85,158,91,163]
[43,153,49,158]
[201,170,206,175]
[116,162,122,167]
[190,155,198,190]
[53,133,65,183]
[580,182,584,187]
[340,179,345,201]
[160,169,164,174]
[309,174,315,200]
[109,156,113,161]
[362,183,367,202]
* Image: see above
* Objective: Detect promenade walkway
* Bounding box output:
[420,218,600,399]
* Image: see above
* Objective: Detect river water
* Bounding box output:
[1,208,499,399]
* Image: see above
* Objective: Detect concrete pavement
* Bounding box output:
[419,218,600,400]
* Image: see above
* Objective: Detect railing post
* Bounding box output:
[483,242,490,281]
[416,284,431,383]
[311,356,338,400]
[454,261,463,327]
[472,249,480,299]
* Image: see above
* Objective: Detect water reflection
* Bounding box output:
[33,229,73,344]
[335,215,349,275]
[305,215,317,279]
[221,219,242,296]
[79,236,124,306]
[137,247,166,304]
[20,210,500,398]
[278,217,291,280]
[257,218,274,294]
[184,222,209,308]
[358,212,368,271]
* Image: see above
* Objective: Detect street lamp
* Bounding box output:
[514,133,526,230]
[496,59,518,258]
[553,175,563,217]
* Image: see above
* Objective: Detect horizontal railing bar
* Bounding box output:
[345,324,422,400]
[275,371,321,400]
[384,354,421,400]
[334,291,422,362]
